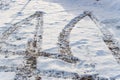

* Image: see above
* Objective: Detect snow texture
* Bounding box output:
[0,0,120,80]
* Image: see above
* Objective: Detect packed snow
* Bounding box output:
[0,0,120,80]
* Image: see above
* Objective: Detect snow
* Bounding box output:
[0,0,120,80]
[0,72,15,80]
